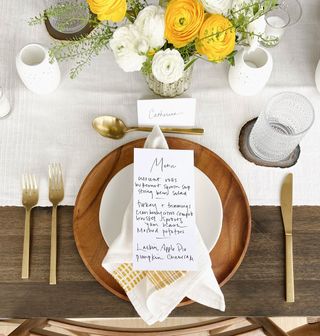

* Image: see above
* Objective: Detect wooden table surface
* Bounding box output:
[0,206,319,318]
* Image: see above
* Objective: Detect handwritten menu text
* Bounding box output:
[133,148,197,271]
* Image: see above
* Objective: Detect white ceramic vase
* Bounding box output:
[16,43,60,94]
[228,47,273,96]
[315,59,320,93]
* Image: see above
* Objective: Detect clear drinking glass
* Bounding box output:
[261,0,302,47]
[48,0,90,34]
[261,8,290,47]
[249,92,315,162]
[280,0,302,26]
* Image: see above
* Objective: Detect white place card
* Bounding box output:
[133,148,197,271]
[137,98,196,126]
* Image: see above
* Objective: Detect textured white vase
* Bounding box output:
[315,59,320,93]
[16,43,60,94]
[228,47,273,96]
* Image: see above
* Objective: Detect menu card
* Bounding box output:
[133,148,197,271]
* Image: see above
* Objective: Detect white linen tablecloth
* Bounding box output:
[0,1,319,206]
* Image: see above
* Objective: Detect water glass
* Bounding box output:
[48,0,90,34]
[261,8,290,47]
[261,0,302,47]
[249,92,315,162]
[280,0,302,26]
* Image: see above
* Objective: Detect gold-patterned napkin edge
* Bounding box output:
[112,263,186,292]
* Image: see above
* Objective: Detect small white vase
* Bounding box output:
[16,43,61,94]
[315,60,320,93]
[228,47,273,96]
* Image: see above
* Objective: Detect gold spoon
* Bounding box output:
[92,116,204,139]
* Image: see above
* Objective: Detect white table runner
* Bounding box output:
[0,1,319,206]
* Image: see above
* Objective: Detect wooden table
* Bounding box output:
[0,206,319,317]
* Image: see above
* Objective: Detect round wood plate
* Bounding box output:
[73,137,251,306]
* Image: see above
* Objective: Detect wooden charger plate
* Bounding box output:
[73,137,251,306]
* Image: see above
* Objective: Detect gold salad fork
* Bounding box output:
[48,163,64,285]
[21,174,39,279]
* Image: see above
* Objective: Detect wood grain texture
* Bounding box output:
[0,204,319,317]
[288,322,320,336]
[0,318,308,335]
[7,319,47,336]
[73,137,251,304]
[6,318,289,336]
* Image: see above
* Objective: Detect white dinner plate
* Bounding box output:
[99,164,223,252]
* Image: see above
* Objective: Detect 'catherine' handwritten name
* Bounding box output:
[148,108,183,120]
[133,148,197,271]
[137,98,196,127]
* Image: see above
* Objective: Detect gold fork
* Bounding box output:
[48,163,64,285]
[21,174,39,279]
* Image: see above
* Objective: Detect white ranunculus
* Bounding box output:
[109,24,148,72]
[200,0,233,14]
[152,49,185,84]
[134,5,166,49]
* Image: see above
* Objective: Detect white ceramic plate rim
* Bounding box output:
[99,164,223,252]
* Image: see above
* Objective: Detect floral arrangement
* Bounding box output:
[30,0,277,82]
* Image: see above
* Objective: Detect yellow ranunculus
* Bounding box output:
[87,0,127,22]
[165,0,205,48]
[196,14,235,62]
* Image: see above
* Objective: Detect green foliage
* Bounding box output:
[126,0,147,22]
[29,0,147,78]
[177,43,197,63]
[29,0,278,78]
[226,50,238,66]
[195,1,278,48]
[141,54,153,76]
[29,1,100,29]
[49,24,114,79]
[184,57,197,71]
[228,0,279,46]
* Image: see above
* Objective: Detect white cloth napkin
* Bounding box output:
[102,126,225,325]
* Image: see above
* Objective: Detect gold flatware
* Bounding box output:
[48,163,64,285]
[21,174,39,279]
[280,173,294,303]
[92,116,204,139]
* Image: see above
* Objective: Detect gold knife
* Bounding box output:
[280,173,294,303]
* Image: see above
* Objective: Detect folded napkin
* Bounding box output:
[102,126,225,325]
